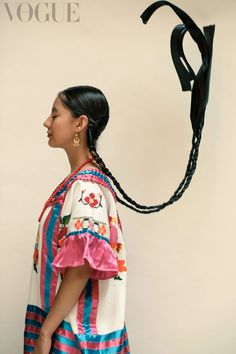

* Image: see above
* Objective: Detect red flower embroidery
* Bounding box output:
[79,190,102,208]
[84,192,99,208]
[111,242,122,252]
[117,259,127,272]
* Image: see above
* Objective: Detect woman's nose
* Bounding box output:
[43,117,50,128]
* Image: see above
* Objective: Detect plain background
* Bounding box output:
[0,0,236,353]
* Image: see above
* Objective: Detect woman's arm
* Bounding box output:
[40,260,91,338]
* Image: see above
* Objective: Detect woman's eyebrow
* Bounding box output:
[51,107,59,114]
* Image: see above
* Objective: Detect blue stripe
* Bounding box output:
[26,304,73,332]
[24,331,39,340]
[74,325,128,342]
[75,337,129,354]
[24,328,78,352]
[51,346,68,354]
[67,229,110,243]
[26,304,47,316]
[53,333,79,349]
[44,202,62,311]
[25,304,130,353]
[83,279,93,334]
[25,318,42,328]
[25,305,129,341]
[24,344,34,352]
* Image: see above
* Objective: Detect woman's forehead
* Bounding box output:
[51,96,63,112]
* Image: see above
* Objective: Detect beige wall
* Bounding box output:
[1,0,236,353]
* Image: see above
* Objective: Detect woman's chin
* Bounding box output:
[48,139,61,149]
[48,138,55,146]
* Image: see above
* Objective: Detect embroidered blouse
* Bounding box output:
[23,168,130,353]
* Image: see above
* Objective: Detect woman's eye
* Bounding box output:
[52,115,58,119]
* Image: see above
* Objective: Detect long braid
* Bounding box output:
[59,84,206,214]
[87,121,202,214]
[57,0,215,214]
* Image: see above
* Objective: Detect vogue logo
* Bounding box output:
[2,2,80,22]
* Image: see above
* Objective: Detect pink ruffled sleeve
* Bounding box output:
[51,180,119,280]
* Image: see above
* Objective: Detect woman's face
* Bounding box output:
[43,95,86,149]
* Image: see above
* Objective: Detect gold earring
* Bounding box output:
[73,132,80,147]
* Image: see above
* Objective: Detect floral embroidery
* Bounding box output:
[78,190,103,209]
[116,243,123,253]
[113,254,128,281]
[33,228,40,273]
[73,216,107,238]
[57,214,71,248]
[54,204,128,281]
[109,216,123,253]
[74,218,83,231]
[109,215,118,250]
[98,224,107,236]
[108,215,128,281]
[117,259,127,272]
[114,274,123,280]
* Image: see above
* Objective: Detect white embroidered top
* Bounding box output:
[23,168,130,353]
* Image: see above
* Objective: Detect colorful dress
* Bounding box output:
[23,168,130,353]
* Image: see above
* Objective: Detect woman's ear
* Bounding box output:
[75,114,89,131]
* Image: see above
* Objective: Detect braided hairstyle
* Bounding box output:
[58,85,200,214]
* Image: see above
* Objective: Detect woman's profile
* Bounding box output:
[23,85,130,353]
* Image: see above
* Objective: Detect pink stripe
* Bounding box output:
[25,324,41,334]
[24,337,37,347]
[79,330,128,350]
[26,311,44,323]
[77,288,85,333]
[40,207,52,310]
[25,319,80,342]
[25,309,81,341]
[56,325,80,341]
[24,330,80,354]
[90,279,99,334]
[25,321,129,353]
[52,337,81,354]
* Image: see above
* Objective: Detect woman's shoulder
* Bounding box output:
[67,168,117,204]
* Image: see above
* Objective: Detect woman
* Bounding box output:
[23,85,130,353]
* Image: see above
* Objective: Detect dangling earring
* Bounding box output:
[73,132,80,147]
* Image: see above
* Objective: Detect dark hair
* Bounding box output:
[58,85,108,151]
[57,85,198,214]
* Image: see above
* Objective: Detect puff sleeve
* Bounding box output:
[51,180,119,280]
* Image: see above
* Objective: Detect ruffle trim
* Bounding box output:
[51,233,119,280]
